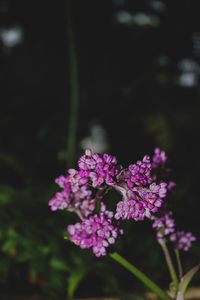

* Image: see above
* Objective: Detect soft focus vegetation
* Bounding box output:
[0,0,199,299]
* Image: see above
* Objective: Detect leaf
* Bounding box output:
[2,239,16,253]
[169,281,177,294]
[50,257,70,271]
[67,269,86,298]
[179,264,200,295]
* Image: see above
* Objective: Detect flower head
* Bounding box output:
[124,155,152,188]
[152,211,175,240]
[49,148,170,257]
[67,203,123,257]
[170,231,196,251]
[48,169,95,218]
[152,147,168,168]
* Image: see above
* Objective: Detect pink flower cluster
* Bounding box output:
[124,155,152,188]
[152,210,196,251]
[152,211,175,240]
[152,147,168,169]
[78,148,122,187]
[67,203,123,257]
[151,148,196,251]
[114,155,167,221]
[49,147,196,256]
[152,147,176,193]
[49,148,169,256]
[49,149,123,220]
[48,171,95,218]
[170,231,197,251]
[114,182,167,221]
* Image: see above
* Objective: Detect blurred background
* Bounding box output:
[0,0,200,299]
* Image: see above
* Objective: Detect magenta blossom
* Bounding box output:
[67,203,123,257]
[48,148,175,256]
[152,147,168,169]
[48,169,95,218]
[170,231,196,251]
[152,211,175,240]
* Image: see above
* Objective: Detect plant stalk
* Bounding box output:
[109,252,173,300]
[158,239,179,293]
[176,291,184,300]
[175,249,183,280]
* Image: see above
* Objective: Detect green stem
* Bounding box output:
[109,252,173,300]
[65,0,79,167]
[158,239,179,292]
[175,250,183,280]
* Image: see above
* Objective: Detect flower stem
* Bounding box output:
[176,291,184,300]
[109,252,173,300]
[175,249,183,279]
[158,239,179,292]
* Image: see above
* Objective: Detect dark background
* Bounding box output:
[0,0,200,299]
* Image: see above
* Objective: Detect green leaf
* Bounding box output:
[169,281,177,294]
[50,257,70,271]
[2,239,16,253]
[67,269,85,298]
[179,264,200,295]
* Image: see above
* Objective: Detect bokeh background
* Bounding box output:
[0,0,200,299]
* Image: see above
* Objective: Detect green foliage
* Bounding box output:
[67,264,86,298]
[179,264,200,295]
[0,180,77,298]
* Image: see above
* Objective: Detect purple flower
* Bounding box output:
[152,211,175,240]
[151,148,177,195]
[114,182,165,221]
[167,181,176,193]
[49,147,197,259]
[152,147,168,169]
[89,172,104,188]
[48,169,95,218]
[49,148,169,257]
[55,175,69,188]
[77,149,122,188]
[67,203,123,257]
[48,149,123,219]
[115,196,146,221]
[78,148,97,170]
[113,154,167,222]
[48,189,71,211]
[170,231,196,251]
[125,155,152,187]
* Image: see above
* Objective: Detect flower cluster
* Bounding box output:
[49,147,196,256]
[123,155,152,188]
[151,147,176,193]
[170,231,196,252]
[152,147,168,169]
[114,155,167,221]
[151,148,196,251]
[67,203,123,257]
[48,172,95,218]
[78,148,122,187]
[152,209,196,251]
[152,211,175,240]
[48,149,122,219]
[114,182,167,221]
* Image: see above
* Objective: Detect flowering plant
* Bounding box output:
[49,148,199,300]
